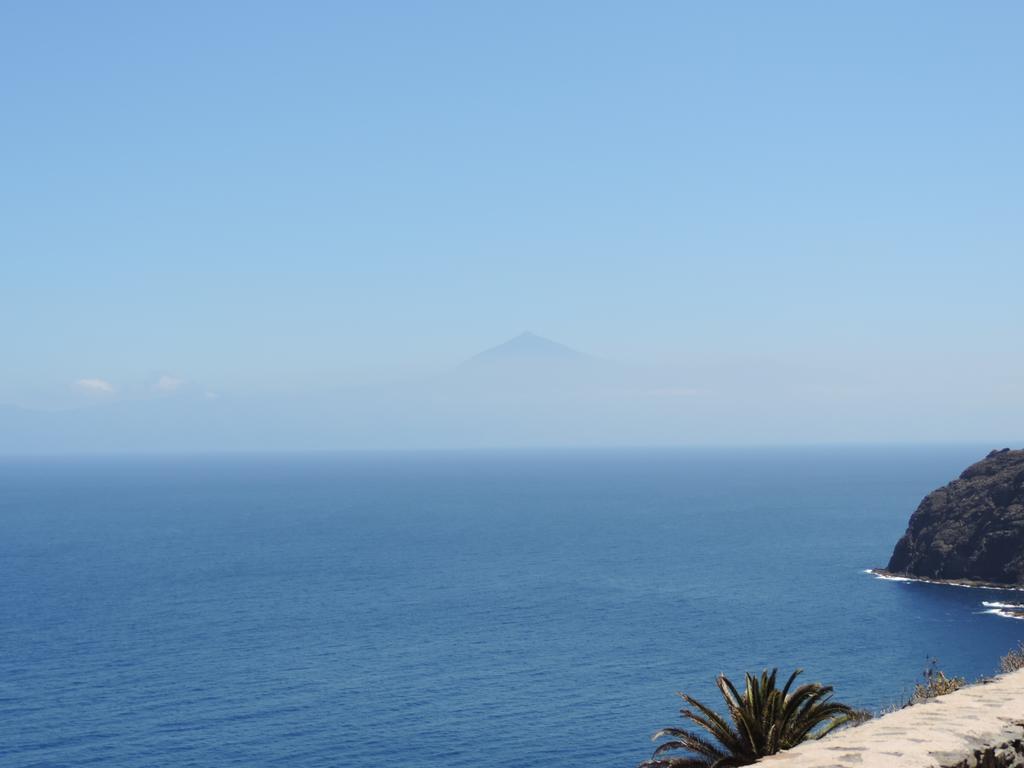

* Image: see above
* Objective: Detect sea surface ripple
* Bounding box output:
[2,446,1022,767]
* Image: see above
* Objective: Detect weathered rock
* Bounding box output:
[886,449,1024,584]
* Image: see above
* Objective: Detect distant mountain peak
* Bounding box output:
[461,332,585,367]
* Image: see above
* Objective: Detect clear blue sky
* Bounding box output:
[2,3,1022,436]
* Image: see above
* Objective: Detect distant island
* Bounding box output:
[874,448,1024,588]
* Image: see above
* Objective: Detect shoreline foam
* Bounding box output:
[866,569,1024,621]
[981,600,1024,620]
[865,568,1024,592]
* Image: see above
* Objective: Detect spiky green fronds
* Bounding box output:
[640,669,855,768]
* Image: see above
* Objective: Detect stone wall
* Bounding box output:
[759,668,1024,768]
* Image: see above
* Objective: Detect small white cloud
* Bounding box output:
[154,375,184,393]
[74,378,115,395]
[203,391,220,400]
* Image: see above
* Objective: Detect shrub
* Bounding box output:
[909,659,965,704]
[1000,642,1024,673]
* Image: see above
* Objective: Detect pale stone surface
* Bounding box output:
[760,669,1024,767]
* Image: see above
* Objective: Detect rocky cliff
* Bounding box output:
[886,448,1024,584]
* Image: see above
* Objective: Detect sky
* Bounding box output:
[1,2,1022,447]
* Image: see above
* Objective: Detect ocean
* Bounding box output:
[3,446,1023,767]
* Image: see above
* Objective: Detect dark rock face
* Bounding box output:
[887,449,1024,584]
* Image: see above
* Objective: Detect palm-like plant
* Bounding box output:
[640,668,856,768]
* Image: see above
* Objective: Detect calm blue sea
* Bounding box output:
[3,446,1023,767]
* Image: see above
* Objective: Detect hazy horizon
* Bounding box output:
[2,330,1022,453]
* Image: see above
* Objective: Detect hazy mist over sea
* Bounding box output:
[2,331,1021,454]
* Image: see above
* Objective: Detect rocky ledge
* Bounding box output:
[883,448,1024,585]
[760,669,1024,768]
